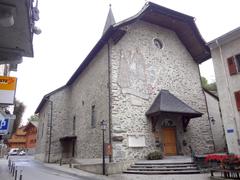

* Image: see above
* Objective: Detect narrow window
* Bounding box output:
[235,54,240,72]
[234,91,240,111]
[227,56,237,75]
[91,105,96,128]
[73,115,76,135]
[41,123,44,138]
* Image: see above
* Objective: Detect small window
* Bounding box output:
[41,123,44,138]
[227,54,240,76]
[73,116,76,134]
[153,38,163,49]
[235,54,240,72]
[234,90,240,111]
[91,105,96,128]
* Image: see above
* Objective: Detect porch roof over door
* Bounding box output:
[146,90,202,118]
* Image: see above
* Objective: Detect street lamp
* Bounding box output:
[100,120,107,175]
[44,98,53,163]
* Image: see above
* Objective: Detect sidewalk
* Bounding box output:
[44,163,108,180]
[43,162,216,180]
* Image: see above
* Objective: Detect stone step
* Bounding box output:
[127,166,198,171]
[132,164,197,168]
[123,169,201,174]
[135,162,194,166]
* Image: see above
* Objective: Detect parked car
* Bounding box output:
[19,150,26,156]
[8,148,18,156]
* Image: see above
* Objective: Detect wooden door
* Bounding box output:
[162,128,177,155]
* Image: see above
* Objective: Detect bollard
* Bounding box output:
[19,170,23,180]
[8,159,11,170]
[12,163,15,176]
[15,169,17,180]
[10,163,13,173]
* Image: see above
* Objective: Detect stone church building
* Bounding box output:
[35,2,214,173]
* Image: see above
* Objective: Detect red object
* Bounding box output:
[205,154,240,162]
[227,56,237,75]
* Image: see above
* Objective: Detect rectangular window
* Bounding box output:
[73,116,76,135]
[91,105,96,128]
[235,54,240,72]
[227,54,240,76]
[41,123,44,138]
[234,90,240,111]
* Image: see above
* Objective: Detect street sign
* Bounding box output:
[0,118,9,135]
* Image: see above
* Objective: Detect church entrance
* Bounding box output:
[162,127,177,155]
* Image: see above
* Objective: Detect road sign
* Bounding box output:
[0,118,9,134]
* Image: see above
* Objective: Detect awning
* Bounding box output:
[146,90,202,118]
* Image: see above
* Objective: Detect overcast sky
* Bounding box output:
[12,0,240,124]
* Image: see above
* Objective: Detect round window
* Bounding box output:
[153,38,163,49]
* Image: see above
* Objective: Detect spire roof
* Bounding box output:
[102,4,115,35]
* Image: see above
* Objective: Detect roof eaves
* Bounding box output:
[208,26,240,49]
[35,85,66,114]
[66,26,115,86]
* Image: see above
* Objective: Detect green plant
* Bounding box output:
[147,151,163,160]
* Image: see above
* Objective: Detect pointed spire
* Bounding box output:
[102,4,116,35]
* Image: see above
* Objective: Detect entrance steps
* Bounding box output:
[123,156,201,175]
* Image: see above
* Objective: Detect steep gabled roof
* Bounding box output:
[146,89,202,118]
[35,2,210,114]
[35,85,66,113]
[67,2,210,86]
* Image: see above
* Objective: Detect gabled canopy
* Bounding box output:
[146,90,202,118]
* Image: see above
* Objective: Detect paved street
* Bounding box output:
[0,156,102,180]
[0,156,218,180]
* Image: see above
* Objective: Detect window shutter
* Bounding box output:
[227,56,237,75]
[234,91,240,111]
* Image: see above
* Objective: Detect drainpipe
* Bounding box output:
[44,98,53,163]
[107,41,112,162]
[215,39,240,150]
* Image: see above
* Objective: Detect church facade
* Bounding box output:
[35,2,214,172]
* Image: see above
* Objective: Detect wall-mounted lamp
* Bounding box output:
[0,4,15,27]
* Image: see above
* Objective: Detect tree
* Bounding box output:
[28,114,39,122]
[12,100,25,134]
[201,76,217,92]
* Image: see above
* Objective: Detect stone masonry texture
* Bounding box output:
[110,21,214,162]
[36,20,214,164]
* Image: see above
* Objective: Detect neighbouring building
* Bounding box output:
[7,126,27,149]
[0,0,40,143]
[7,122,38,150]
[204,89,226,152]
[35,2,214,173]
[208,27,240,154]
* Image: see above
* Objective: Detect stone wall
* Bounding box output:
[204,91,226,152]
[69,45,109,159]
[35,104,49,162]
[211,38,240,154]
[35,87,71,162]
[110,21,214,162]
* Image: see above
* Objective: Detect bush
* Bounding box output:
[147,151,163,160]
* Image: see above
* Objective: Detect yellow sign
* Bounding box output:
[0,76,17,90]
